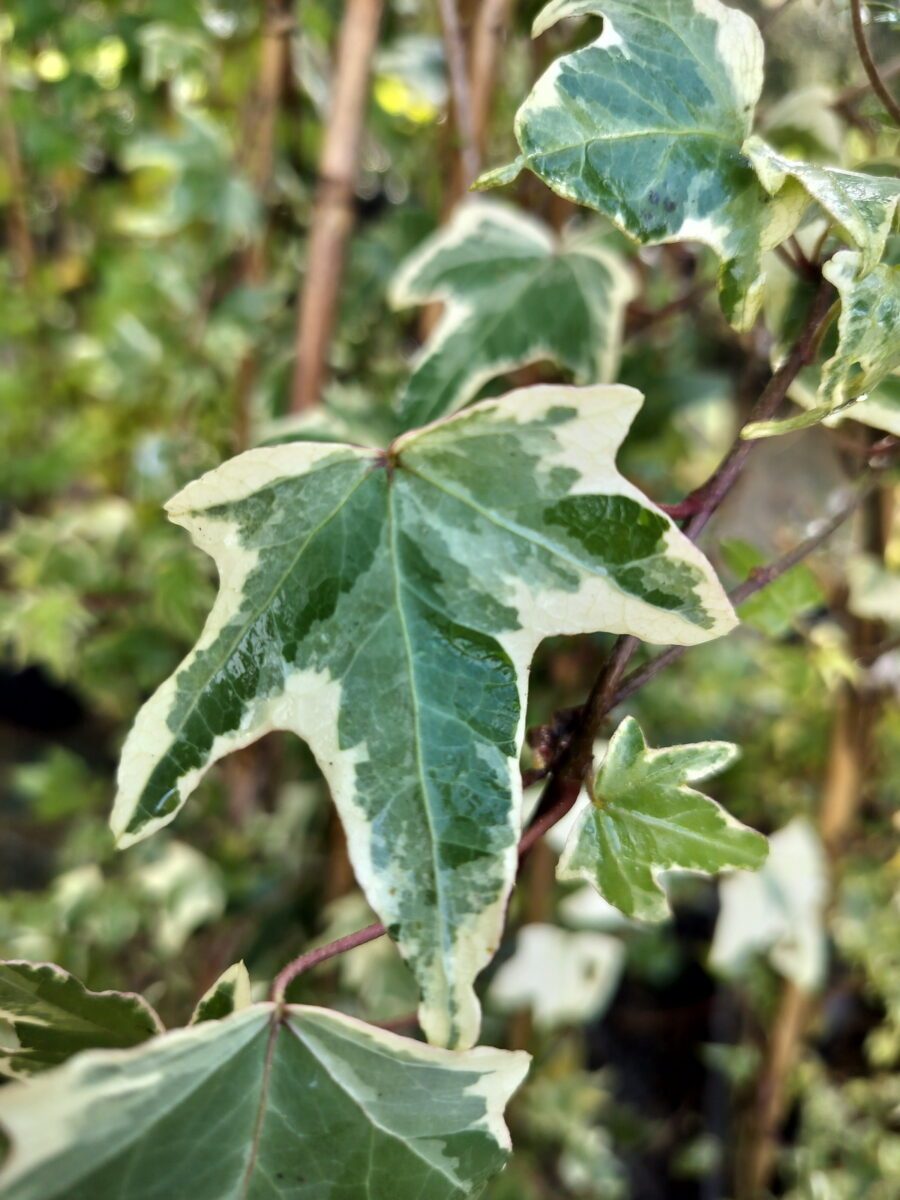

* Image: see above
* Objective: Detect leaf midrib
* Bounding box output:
[600,787,758,860]
[386,485,453,979]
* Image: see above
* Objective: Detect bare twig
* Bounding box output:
[850,0,900,125]
[835,53,900,109]
[739,980,813,1198]
[469,0,513,163]
[231,0,294,452]
[438,0,480,191]
[290,0,384,412]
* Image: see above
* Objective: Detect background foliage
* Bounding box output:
[1,1,898,1197]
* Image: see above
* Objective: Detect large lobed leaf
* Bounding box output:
[110,384,736,1049]
[479,0,806,329]
[478,1,898,331]
[558,717,767,921]
[0,1003,529,1200]
[390,200,635,429]
[0,960,163,1079]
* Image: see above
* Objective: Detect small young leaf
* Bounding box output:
[745,138,900,275]
[390,200,635,428]
[0,1004,530,1200]
[558,718,766,921]
[0,961,163,1078]
[110,385,736,1049]
[504,0,806,330]
[189,961,252,1024]
[745,252,900,438]
[488,924,624,1029]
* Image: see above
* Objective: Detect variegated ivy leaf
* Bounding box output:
[746,251,900,438]
[189,960,252,1024]
[0,961,163,1078]
[389,199,635,429]
[711,818,827,990]
[558,717,766,922]
[111,384,736,1049]
[0,1003,529,1200]
[488,924,624,1029]
[477,0,806,330]
[744,138,900,276]
[761,230,900,437]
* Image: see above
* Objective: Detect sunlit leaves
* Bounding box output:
[390,200,634,428]
[558,718,766,921]
[747,251,900,438]
[745,139,900,275]
[0,1004,530,1200]
[478,0,806,330]
[0,961,162,1078]
[111,385,735,1048]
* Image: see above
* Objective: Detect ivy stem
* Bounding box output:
[271,922,386,1002]
[850,0,900,125]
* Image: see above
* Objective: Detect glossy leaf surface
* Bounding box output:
[745,138,900,275]
[746,251,900,437]
[484,0,806,329]
[111,385,735,1047]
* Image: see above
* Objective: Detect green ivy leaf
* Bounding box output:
[485,0,806,330]
[0,961,163,1078]
[720,538,825,636]
[189,961,252,1024]
[744,138,900,276]
[746,251,900,438]
[110,385,735,1048]
[558,717,766,921]
[390,200,635,428]
[0,1004,529,1200]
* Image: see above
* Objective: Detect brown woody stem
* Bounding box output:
[290,0,384,412]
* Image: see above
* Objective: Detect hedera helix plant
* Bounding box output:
[1,0,897,1195]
